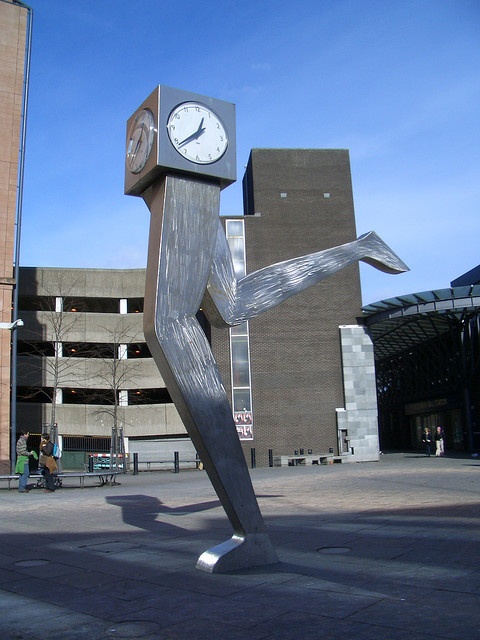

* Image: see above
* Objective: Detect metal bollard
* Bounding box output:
[88,455,94,472]
[251,447,256,469]
[268,449,273,467]
[133,452,138,475]
[174,451,179,473]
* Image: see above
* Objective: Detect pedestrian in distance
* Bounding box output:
[422,427,433,457]
[435,426,445,457]
[39,433,57,493]
[15,430,37,493]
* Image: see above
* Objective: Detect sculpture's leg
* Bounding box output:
[203,225,409,328]
[142,175,278,573]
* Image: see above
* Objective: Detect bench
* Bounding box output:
[0,470,122,490]
[137,460,172,471]
[54,471,123,488]
[135,459,200,471]
[273,454,340,467]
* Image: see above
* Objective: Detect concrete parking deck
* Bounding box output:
[0,452,479,639]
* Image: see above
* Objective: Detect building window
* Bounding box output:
[62,388,116,405]
[225,219,253,441]
[63,297,120,313]
[126,343,151,358]
[62,343,116,358]
[231,336,250,386]
[127,298,144,313]
[18,295,54,311]
[17,341,55,356]
[127,388,172,404]
[17,387,53,403]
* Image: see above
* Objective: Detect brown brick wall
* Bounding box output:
[213,149,363,466]
[0,1,28,469]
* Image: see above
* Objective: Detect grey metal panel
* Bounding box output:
[125,86,236,196]
[142,174,408,572]
[143,175,277,572]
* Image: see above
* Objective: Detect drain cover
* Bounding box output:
[105,621,161,637]
[317,546,352,554]
[14,559,50,567]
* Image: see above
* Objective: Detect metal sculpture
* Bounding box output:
[142,174,408,573]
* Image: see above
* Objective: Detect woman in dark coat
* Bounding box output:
[39,433,57,493]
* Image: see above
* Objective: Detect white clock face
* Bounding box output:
[126,108,155,174]
[167,102,228,164]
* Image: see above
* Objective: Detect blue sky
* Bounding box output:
[19,0,480,304]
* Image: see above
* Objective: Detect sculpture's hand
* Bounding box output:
[177,118,206,147]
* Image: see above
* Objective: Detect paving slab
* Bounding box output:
[1,452,479,639]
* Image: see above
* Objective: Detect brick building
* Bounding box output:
[213,149,379,466]
[0,0,31,471]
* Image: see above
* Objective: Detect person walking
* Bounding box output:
[422,428,433,457]
[15,431,37,493]
[39,433,57,493]
[435,426,445,457]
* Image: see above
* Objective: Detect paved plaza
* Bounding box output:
[1,452,479,639]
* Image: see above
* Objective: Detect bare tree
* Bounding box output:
[18,271,84,432]
[90,319,144,469]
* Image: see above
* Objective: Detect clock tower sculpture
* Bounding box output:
[125,85,408,573]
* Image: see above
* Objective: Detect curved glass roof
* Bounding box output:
[361,285,480,360]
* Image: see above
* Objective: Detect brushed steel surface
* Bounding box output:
[143,174,408,572]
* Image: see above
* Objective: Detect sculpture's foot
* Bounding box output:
[358,231,409,274]
[196,533,279,574]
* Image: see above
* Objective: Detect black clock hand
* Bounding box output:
[131,124,147,158]
[128,137,142,168]
[177,118,206,147]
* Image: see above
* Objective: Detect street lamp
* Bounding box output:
[0,319,24,330]
[2,318,24,471]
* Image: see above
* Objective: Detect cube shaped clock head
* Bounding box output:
[125,85,236,196]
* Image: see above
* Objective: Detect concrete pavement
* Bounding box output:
[1,452,479,639]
